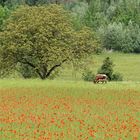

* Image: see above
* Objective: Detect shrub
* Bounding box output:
[98,57,114,80]
[98,57,123,81]
[82,69,95,82]
[112,72,123,81]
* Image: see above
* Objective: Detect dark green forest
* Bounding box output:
[0,0,139,79]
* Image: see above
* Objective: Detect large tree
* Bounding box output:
[0,5,97,79]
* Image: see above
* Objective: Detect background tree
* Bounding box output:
[98,21,140,53]
[0,5,97,79]
[100,22,124,51]
[122,22,140,53]
[0,5,10,30]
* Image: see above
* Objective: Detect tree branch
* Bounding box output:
[17,58,44,79]
[46,59,67,78]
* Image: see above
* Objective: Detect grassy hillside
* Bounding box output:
[58,52,140,81]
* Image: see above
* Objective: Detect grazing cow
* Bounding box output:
[94,74,108,84]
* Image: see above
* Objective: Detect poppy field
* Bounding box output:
[0,80,140,140]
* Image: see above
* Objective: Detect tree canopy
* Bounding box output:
[0,5,97,79]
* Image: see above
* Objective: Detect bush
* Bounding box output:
[82,69,95,82]
[112,72,123,81]
[97,57,123,81]
[98,57,114,80]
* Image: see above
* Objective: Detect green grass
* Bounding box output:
[58,52,140,81]
[0,78,140,90]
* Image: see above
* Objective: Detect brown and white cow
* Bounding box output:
[94,74,108,84]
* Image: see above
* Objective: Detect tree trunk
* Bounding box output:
[36,59,67,80]
[36,69,47,80]
[20,59,67,80]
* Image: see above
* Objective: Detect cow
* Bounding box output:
[94,74,108,84]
